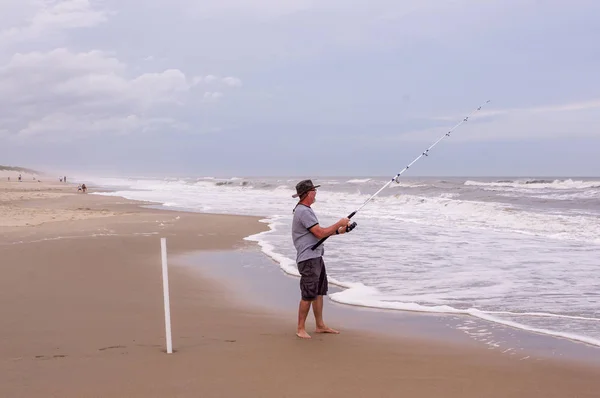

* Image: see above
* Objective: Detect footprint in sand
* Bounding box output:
[35,354,67,360]
[98,345,127,351]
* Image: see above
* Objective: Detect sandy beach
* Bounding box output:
[1,178,600,397]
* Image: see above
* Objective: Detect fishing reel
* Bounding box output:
[346,221,357,233]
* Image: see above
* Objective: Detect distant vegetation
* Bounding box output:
[0,165,41,174]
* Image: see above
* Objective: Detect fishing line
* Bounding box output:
[311,100,491,250]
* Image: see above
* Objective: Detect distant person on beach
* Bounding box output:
[291,179,351,339]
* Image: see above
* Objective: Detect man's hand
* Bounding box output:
[337,217,350,228]
[335,217,350,235]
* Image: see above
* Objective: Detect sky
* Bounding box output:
[0,0,599,177]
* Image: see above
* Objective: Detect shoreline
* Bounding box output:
[2,180,600,397]
[246,223,600,352]
[175,247,600,367]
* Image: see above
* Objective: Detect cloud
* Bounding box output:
[471,99,600,119]
[175,0,315,19]
[528,100,600,114]
[17,114,187,140]
[203,92,224,102]
[0,0,108,47]
[0,48,240,140]
[222,76,242,87]
[193,75,242,87]
[396,99,600,143]
[0,1,244,141]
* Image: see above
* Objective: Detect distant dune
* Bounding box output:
[0,165,41,174]
[0,165,44,181]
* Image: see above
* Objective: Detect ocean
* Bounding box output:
[85,175,600,347]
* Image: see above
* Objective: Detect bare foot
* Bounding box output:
[296,329,311,339]
[315,326,340,334]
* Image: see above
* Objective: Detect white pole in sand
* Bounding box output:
[161,237,173,354]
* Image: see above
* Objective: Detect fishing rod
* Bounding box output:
[311,100,491,251]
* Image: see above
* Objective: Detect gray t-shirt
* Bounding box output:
[292,204,324,263]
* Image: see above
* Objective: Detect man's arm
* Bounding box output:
[308,218,349,239]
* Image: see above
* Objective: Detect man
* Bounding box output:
[291,179,351,339]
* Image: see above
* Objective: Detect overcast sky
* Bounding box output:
[1,0,599,177]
